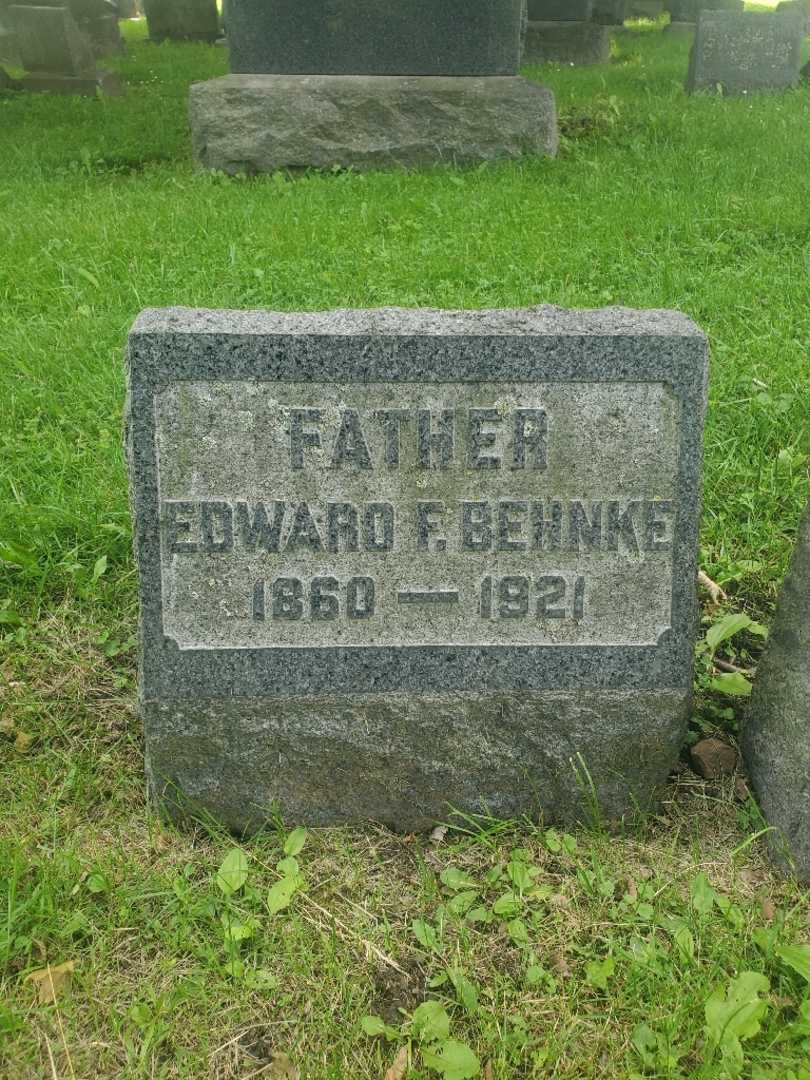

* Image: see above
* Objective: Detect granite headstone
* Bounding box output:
[687,9,803,93]
[126,305,708,833]
[7,2,118,90]
[592,0,626,25]
[527,0,593,20]
[143,0,218,42]
[229,0,522,77]
[742,502,810,881]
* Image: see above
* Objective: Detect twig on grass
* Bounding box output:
[714,658,754,676]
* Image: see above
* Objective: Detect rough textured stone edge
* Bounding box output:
[742,502,810,880]
[143,688,691,832]
[126,305,708,701]
[188,74,559,173]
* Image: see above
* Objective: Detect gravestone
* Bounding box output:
[143,0,218,42]
[665,0,745,34]
[523,20,612,64]
[70,0,122,55]
[126,305,708,833]
[629,0,664,17]
[0,0,22,68]
[191,0,557,173]
[524,0,610,65]
[592,0,626,26]
[687,9,803,93]
[527,0,593,19]
[777,0,810,37]
[8,3,118,91]
[742,502,810,882]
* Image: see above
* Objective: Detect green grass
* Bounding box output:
[1,17,810,1078]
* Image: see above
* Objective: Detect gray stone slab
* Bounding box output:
[8,4,94,74]
[189,74,558,174]
[524,21,612,65]
[742,502,810,882]
[227,0,523,77]
[527,0,593,20]
[126,305,708,832]
[143,0,218,42]
[687,10,803,93]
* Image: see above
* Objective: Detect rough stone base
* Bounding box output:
[523,21,612,65]
[13,68,121,95]
[144,689,690,833]
[189,74,558,173]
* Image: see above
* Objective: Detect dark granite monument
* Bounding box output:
[191,0,557,172]
[143,0,218,43]
[687,9,803,93]
[126,305,708,832]
[743,502,810,882]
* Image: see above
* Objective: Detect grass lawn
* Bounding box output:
[1,14,810,1079]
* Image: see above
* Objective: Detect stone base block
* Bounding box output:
[523,21,612,65]
[145,689,690,833]
[14,68,120,94]
[189,74,558,174]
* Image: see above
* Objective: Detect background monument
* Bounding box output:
[743,502,810,882]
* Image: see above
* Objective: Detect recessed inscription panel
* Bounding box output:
[155,380,679,650]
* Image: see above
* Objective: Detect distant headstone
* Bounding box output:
[191,0,558,172]
[592,0,626,26]
[229,0,524,76]
[143,0,218,42]
[10,2,92,70]
[0,0,22,66]
[742,502,810,882]
[665,0,744,33]
[524,0,609,65]
[629,0,664,17]
[527,0,593,19]
[126,305,708,832]
[7,3,119,90]
[523,20,612,64]
[687,10,803,94]
[69,0,122,55]
[777,0,810,37]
